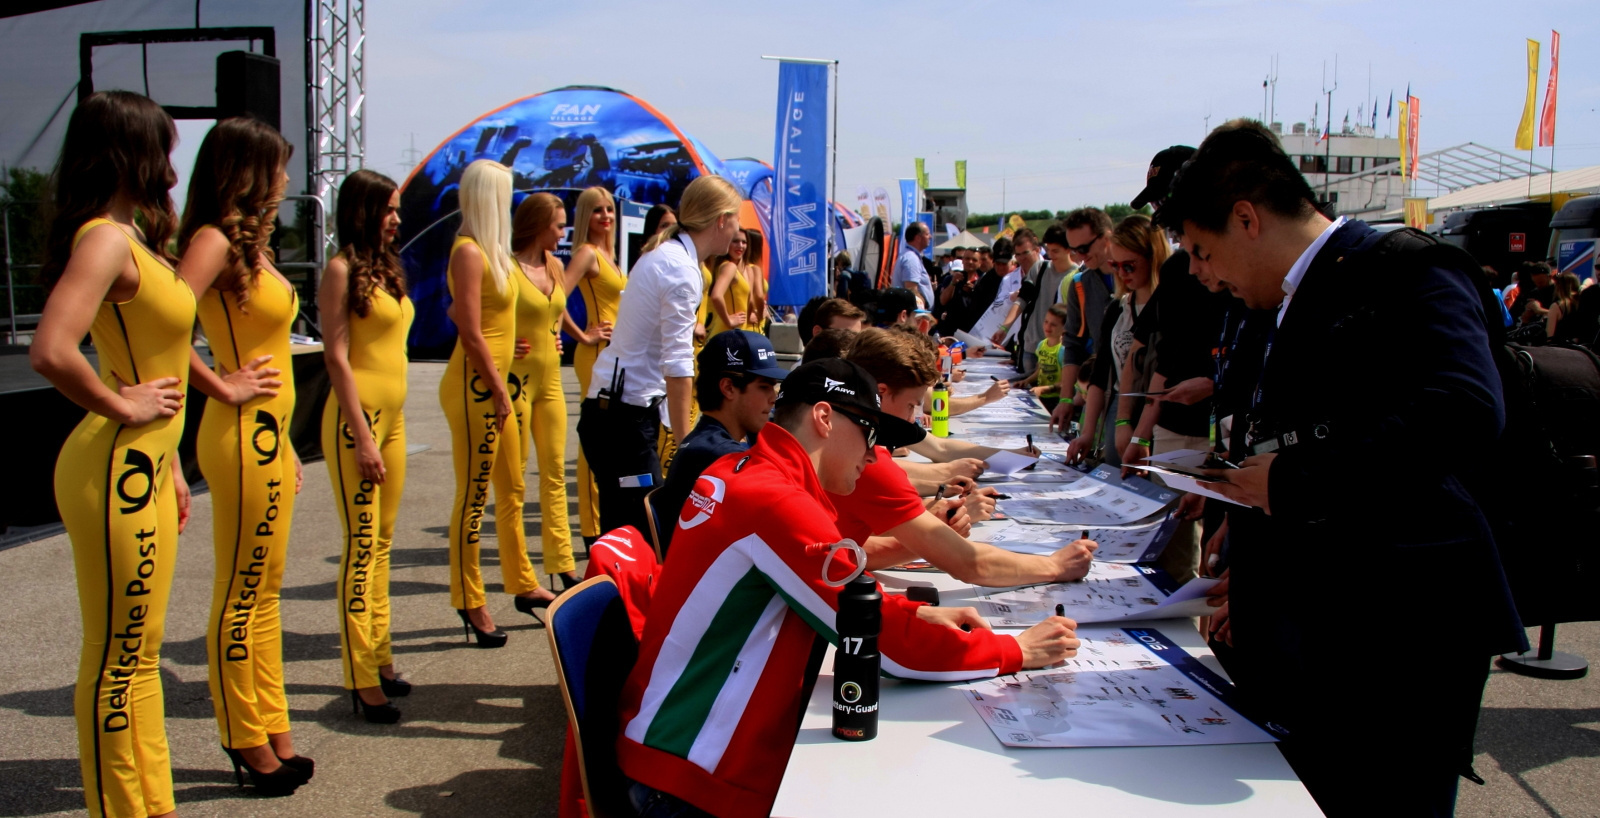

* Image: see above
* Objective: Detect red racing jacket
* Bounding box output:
[615,424,1023,818]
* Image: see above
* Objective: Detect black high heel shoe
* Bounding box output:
[553,572,582,592]
[379,674,413,698]
[222,746,310,796]
[277,754,314,778]
[456,609,509,648]
[514,593,553,622]
[350,689,402,724]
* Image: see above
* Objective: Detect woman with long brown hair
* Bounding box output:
[32,90,196,818]
[706,229,753,337]
[318,169,413,724]
[176,116,314,795]
[508,193,581,602]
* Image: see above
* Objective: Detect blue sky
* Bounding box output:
[364,0,1599,214]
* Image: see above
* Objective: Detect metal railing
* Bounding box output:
[2,200,41,346]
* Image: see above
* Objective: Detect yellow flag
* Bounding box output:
[1404,198,1429,229]
[955,160,967,189]
[914,158,928,190]
[1398,99,1410,181]
[1515,38,1540,150]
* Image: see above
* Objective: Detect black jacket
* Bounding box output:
[1226,221,1525,730]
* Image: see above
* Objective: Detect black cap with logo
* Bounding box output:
[776,358,927,450]
[699,329,790,380]
[1131,145,1197,211]
[872,287,919,326]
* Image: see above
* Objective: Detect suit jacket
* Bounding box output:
[1227,221,1525,727]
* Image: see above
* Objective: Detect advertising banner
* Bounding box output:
[1558,239,1595,283]
[899,178,918,241]
[769,61,829,307]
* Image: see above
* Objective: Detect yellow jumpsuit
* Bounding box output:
[56,218,196,818]
[510,256,576,576]
[571,251,624,539]
[706,262,753,338]
[322,285,413,690]
[196,260,298,752]
[439,237,538,610]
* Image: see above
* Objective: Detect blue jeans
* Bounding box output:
[627,779,715,818]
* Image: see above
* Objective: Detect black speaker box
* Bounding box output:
[216,50,281,131]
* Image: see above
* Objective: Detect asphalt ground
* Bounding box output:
[1,360,1596,817]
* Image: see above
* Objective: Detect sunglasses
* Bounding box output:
[1109,260,1141,275]
[834,407,879,450]
[1067,235,1102,256]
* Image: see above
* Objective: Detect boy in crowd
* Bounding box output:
[1014,303,1069,410]
[617,359,1080,818]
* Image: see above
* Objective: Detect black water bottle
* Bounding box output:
[832,574,881,741]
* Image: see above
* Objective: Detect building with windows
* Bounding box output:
[1276,122,1404,219]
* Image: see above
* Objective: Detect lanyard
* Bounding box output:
[1209,309,1245,448]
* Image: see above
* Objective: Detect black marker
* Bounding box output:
[1027,434,1034,452]
[1055,603,1065,618]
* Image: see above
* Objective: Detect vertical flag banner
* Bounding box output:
[955,160,967,189]
[1398,98,1411,181]
[1407,96,1421,182]
[898,178,918,241]
[1515,39,1540,150]
[1540,30,1560,147]
[770,60,830,306]
[914,158,928,190]
[1404,198,1429,230]
[855,184,871,220]
[871,186,892,222]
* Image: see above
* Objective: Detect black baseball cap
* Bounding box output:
[776,358,927,450]
[1131,145,1197,210]
[699,330,790,380]
[872,287,918,326]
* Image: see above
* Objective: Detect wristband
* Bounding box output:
[1131,436,1153,448]
[1115,419,1132,427]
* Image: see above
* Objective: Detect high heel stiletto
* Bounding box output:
[456,609,509,648]
[379,674,413,698]
[350,689,402,724]
[553,572,581,592]
[514,593,552,623]
[277,754,315,778]
[222,746,310,796]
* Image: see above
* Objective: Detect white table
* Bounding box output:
[771,579,1324,816]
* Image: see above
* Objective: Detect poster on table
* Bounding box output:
[960,627,1276,748]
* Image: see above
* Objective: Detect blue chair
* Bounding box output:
[547,576,639,818]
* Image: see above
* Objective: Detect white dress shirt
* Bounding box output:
[892,247,935,309]
[1277,216,1345,327]
[586,233,703,407]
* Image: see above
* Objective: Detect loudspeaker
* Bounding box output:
[216,50,281,131]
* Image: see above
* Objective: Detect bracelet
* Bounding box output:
[1131,436,1153,448]
[1115,419,1132,427]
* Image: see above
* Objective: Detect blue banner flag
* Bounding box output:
[899,178,918,242]
[769,61,829,307]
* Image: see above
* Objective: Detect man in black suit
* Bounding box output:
[1160,119,1526,817]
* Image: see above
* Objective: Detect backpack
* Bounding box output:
[1363,229,1600,626]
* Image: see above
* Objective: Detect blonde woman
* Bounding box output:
[706,229,753,337]
[576,175,743,535]
[560,186,620,546]
[438,160,538,648]
[743,228,769,330]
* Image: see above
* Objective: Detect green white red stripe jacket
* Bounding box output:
[616,424,1023,818]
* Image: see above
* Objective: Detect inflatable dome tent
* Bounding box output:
[397,85,730,358]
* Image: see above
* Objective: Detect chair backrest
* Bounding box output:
[546,576,639,818]
[641,488,666,562]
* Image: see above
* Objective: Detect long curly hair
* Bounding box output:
[177,116,293,310]
[336,169,406,317]
[40,91,179,290]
